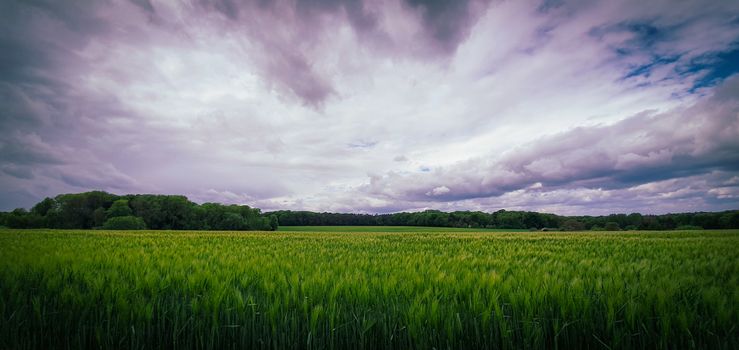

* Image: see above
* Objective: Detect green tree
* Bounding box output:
[130,195,163,229]
[626,213,643,228]
[54,191,116,228]
[604,222,621,231]
[719,212,739,229]
[92,207,107,227]
[31,197,56,216]
[160,195,194,229]
[269,215,279,231]
[220,212,247,230]
[102,216,146,230]
[6,208,29,228]
[562,219,585,231]
[107,199,132,218]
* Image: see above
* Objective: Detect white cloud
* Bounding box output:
[426,186,451,196]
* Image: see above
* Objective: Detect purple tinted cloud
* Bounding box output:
[365,75,739,202]
[1,0,738,214]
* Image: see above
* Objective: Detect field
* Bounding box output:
[0,229,737,349]
[277,225,529,232]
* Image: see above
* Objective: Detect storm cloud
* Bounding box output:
[1,0,738,214]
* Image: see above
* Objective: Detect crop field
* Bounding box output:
[0,229,737,349]
[278,225,529,232]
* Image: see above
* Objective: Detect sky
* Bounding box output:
[1,0,739,215]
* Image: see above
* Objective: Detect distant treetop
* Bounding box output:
[2,191,738,231]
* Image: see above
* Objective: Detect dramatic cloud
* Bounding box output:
[365,76,739,210]
[1,0,738,214]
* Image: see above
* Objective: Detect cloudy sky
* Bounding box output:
[1,0,738,215]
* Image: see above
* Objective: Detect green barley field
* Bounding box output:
[0,229,737,349]
[277,226,529,232]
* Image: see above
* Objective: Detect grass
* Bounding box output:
[277,225,530,232]
[0,229,737,349]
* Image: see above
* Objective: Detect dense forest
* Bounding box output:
[0,191,276,231]
[1,191,737,231]
[266,209,739,231]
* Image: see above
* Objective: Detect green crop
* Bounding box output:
[277,226,529,232]
[0,229,736,349]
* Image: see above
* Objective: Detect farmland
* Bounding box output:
[277,225,529,232]
[0,229,737,349]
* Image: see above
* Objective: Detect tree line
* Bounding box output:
[0,191,277,231]
[1,191,737,231]
[267,209,739,231]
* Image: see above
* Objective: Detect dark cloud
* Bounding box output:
[0,189,39,211]
[1,164,34,180]
[0,85,50,130]
[0,0,152,205]
[294,0,377,31]
[198,0,240,20]
[129,0,155,13]
[405,0,483,53]
[0,0,488,107]
[56,163,139,190]
[0,0,114,130]
[260,46,335,107]
[0,133,65,166]
[0,3,106,81]
[179,0,487,105]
